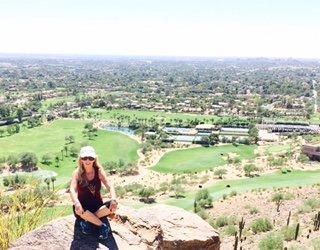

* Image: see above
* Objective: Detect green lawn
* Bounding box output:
[0,119,139,186]
[39,96,76,112]
[152,144,256,173]
[266,144,291,155]
[85,108,225,124]
[165,170,320,210]
[310,113,320,125]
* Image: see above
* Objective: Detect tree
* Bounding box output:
[51,176,56,190]
[7,154,19,170]
[64,145,68,157]
[41,153,53,165]
[171,183,185,199]
[20,152,38,170]
[208,133,219,145]
[65,135,75,144]
[17,108,23,123]
[70,146,78,158]
[214,168,227,179]
[244,164,259,177]
[135,124,147,141]
[195,188,213,209]
[272,193,284,212]
[0,128,5,137]
[6,125,14,136]
[201,136,210,145]
[13,124,20,134]
[44,178,51,190]
[138,187,156,203]
[248,124,259,144]
[55,155,60,167]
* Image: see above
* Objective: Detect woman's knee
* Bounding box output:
[95,206,111,217]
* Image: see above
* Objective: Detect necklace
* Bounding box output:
[88,183,95,196]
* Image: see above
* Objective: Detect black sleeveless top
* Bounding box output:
[77,167,103,213]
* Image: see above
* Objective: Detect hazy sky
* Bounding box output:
[1,0,320,58]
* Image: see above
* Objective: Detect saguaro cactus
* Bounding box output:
[239,217,245,240]
[295,223,300,240]
[287,211,291,226]
[314,211,320,231]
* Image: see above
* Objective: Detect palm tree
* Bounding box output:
[44,178,51,190]
[55,156,60,167]
[51,176,56,190]
[64,145,68,157]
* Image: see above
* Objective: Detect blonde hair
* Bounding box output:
[77,157,102,186]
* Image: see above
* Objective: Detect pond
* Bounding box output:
[103,125,136,136]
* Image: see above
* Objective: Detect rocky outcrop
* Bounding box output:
[10,204,220,250]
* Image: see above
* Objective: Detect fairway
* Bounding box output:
[266,144,291,154]
[85,108,231,124]
[165,170,320,210]
[0,119,139,185]
[153,144,256,173]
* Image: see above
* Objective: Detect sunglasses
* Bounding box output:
[81,157,95,161]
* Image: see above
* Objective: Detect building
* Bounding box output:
[303,145,320,160]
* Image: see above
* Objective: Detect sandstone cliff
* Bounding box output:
[10,204,220,250]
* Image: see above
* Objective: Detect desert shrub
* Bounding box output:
[251,218,273,234]
[297,153,309,163]
[170,183,185,199]
[298,205,312,214]
[214,215,236,228]
[283,192,295,200]
[281,225,297,241]
[123,183,144,196]
[115,186,126,198]
[158,182,170,193]
[224,224,237,236]
[244,164,259,176]
[250,207,259,214]
[259,233,283,250]
[215,215,229,228]
[2,174,26,189]
[196,209,210,220]
[214,168,227,179]
[138,187,156,203]
[195,188,213,209]
[305,198,320,209]
[0,184,55,249]
[230,190,237,197]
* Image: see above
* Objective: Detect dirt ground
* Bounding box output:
[211,186,320,249]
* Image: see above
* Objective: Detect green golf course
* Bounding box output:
[153,144,256,173]
[165,170,320,210]
[0,119,139,186]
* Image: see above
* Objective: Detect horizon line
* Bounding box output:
[0,52,319,61]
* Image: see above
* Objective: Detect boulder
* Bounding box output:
[10,204,220,250]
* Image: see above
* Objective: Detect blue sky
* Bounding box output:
[0,0,320,58]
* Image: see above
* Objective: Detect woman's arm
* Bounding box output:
[99,168,117,200]
[70,170,84,214]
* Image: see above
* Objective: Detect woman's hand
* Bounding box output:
[75,202,84,215]
[109,199,118,213]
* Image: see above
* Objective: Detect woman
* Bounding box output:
[70,146,118,239]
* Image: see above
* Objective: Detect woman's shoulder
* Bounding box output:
[97,167,107,179]
[72,168,80,179]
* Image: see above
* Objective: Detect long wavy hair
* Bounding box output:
[77,157,102,186]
